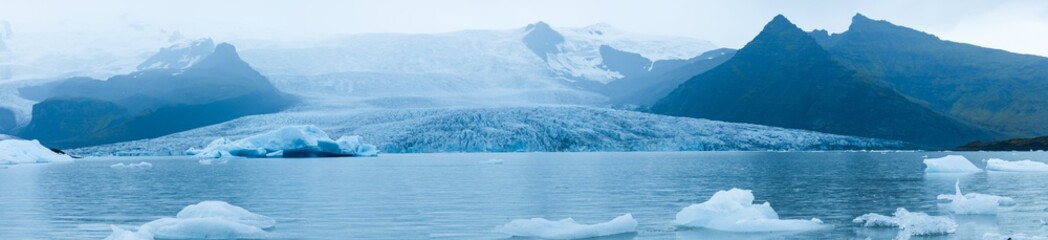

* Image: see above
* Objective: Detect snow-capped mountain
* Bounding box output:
[232,22,716,107]
[0,20,182,83]
[136,38,215,71]
[71,106,907,156]
[525,22,716,84]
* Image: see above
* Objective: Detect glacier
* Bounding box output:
[937,180,1015,215]
[673,188,825,232]
[0,137,73,165]
[853,208,957,240]
[985,158,1048,172]
[105,201,275,240]
[72,106,907,156]
[924,155,982,173]
[185,125,378,158]
[494,213,637,239]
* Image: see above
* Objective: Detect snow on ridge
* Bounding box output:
[71,106,907,157]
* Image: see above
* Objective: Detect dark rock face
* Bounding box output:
[651,15,997,148]
[814,14,1048,137]
[19,42,296,149]
[600,48,736,106]
[522,21,565,61]
[598,45,652,78]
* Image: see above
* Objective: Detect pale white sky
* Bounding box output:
[2,0,1047,56]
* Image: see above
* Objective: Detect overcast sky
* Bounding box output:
[3,0,1047,56]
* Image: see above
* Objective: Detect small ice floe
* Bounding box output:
[985,158,1048,172]
[197,158,229,165]
[110,162,153,169]
[186,125,378,159]
[937,180,1015,215]
[672,188,824,232]
[105,201,275,240]
[853,208,956,240]
[494,213,637,239]
[0,139,74,165]
[480,159,504,164]
[983,232,1048,240]
[924,155,981,173]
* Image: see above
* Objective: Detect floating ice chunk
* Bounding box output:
[924,155,981,173]
[937,180,1015,215]
[104,200,274,240]
[480,159,504,164]
[104,225,144,240]
[141,217,269,239]
[0,139,73,165]
[494,213,637,239]
[983,232,1048,240]
[854,208,956,240]
[673,188,824,232]
[110,162,153,169]
[985,158,1048,172]
[197,158,229,165]
[176,201,276,229]
[186,125,378,158]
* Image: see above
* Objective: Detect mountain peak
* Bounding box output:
[191,42,249,70]
[522,21,565,61]
[137,38,216,71]
[525,21,553,32]
[852,13,872,23]
[735,14,828,61]
[845,13,940,41]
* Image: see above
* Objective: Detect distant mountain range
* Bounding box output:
[5,17,1047,151]
[956,136,1048,151]
[17,40,295,148]
[652,14,1047,148]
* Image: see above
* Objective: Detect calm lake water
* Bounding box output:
[2,152,1047,239]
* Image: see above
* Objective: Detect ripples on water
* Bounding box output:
[1,152,1046,239]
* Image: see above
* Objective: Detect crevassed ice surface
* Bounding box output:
[2,152,1047,239]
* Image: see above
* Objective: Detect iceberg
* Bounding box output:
[985,158,1048,172]
[105,201,275,240]
[0,139,73,165]
[924,155,981,173]
[111,162,153,169]
[937,180,1015,215]
[494,213,637,239]
[672,188,825,232]
[197,158,229,165]
[854,208,957,240]
[480,159,504,164]
[186,125,378,158]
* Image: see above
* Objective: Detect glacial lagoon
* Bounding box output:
[2,151,1047,239]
